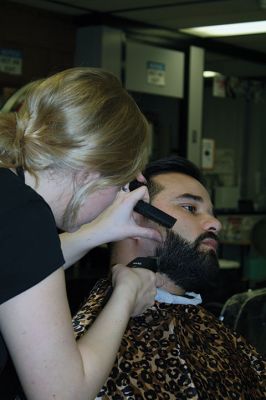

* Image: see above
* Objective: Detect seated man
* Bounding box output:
[72,156,266,400]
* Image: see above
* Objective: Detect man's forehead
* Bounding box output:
[152,172,210,200]
[153,172,199,189]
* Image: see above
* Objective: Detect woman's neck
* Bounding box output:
[24,169,73,228]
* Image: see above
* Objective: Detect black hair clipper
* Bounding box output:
[127,256,159,272]
[129,180,176,229]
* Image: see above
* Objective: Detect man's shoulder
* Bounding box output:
[72,279,111,339]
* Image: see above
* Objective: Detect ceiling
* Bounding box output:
[7,0,266,78]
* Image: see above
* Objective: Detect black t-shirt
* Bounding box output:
[0,168,65,304]
[0,168,65,379]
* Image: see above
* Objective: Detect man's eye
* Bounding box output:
[182,205,196,213]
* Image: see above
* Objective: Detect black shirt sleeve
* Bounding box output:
[0,198,65,305]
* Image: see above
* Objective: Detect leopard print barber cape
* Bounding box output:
[72,279,266,400]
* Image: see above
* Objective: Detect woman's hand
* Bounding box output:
[88,186,162,244]
[111,264,161,316]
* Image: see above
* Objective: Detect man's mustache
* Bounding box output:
[194,232,219,249]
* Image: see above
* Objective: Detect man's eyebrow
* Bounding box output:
[176,193,203,202]
[176,193,215,215]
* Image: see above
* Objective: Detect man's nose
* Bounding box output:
[202,214,222,234]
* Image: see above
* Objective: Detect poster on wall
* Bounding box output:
[0,48,22,76]
[213,74,226,97]
[214,148,234,174]
[214,148,235,186]
[146,61,166,86]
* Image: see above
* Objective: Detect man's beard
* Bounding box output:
[155,230,220,293]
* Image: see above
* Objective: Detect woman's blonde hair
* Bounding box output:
[0,67,151,222]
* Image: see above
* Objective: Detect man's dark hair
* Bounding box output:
[143,155,205,199]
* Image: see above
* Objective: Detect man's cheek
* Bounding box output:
[172,224,198,244]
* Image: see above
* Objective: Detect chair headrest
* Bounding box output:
[251,218,266,257]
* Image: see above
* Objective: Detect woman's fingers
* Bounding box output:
[111,264,157,316]
[133,227,162,242]
[116,184,149,205]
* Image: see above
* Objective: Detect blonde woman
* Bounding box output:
[0,68,162,400]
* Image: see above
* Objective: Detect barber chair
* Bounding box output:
[0,82,35,113]
[201,260,241,317]
[243,217,266,288]
[219,287,266,356]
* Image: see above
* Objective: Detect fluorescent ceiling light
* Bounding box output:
[181,20,266,37]
[203,71,220,78]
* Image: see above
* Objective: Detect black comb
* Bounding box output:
[129,180,176,229]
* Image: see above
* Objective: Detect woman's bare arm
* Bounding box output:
[0,265,157,400]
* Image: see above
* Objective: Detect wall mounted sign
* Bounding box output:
[0,48,22,76]
[146,61,166,86]
[126,41,184,98]
[213,74,226,97]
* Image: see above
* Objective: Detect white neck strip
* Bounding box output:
[155,288,202,305]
